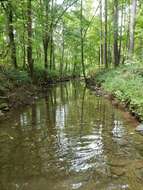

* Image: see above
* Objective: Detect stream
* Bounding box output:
[0,81,143,190]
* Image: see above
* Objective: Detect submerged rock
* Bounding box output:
[135,124,143,132]
[111,167,126,177]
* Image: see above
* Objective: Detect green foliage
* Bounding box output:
[94,62,143,121]
[2,69,31,85]
[0,67,31,96]
[33,67,59,83]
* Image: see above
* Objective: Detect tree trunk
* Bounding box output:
[104,0,108,68]
[27,0,33,78]
[100,0,103,66]
[49,29,53,70]
[113,0,119,66]
[129,0,137,55]
[43,0,50,69]
[118,2,124,64]
[43,36,49,69]
[108,23,111,65]
[7,1,17,68]
[80,0,86,80]
[60,22,65,76]
[49,0,54,71]
[23,41,26,69]
[73,55,77,76]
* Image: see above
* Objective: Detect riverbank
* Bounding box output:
[0,67,79,119]
[86,62,143,122]
[0,68,37,119]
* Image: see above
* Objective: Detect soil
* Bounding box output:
[0,84,38,120]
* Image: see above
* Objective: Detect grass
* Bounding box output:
[92,60,143,121]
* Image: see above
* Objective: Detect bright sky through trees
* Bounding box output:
[56,0,99,14]
[0,0,139,80]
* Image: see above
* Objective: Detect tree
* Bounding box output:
[1,0,17,68]
[43,0,50,69]
[104,0,108,68]
[27,0,33,78]
[80,0,86,80]
[129,0,137,55]
[100,0,103,66]
[113,0,119,66]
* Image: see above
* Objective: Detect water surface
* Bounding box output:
[0,82,143,190]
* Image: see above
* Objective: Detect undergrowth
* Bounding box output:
[0,67,31,96]
[0,65,81,96]
[94,60,143,121]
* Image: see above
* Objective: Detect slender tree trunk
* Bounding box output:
[113,0,119,66]
[43,36,49,69]
[52,42,55,70]
[23,41,26,69]
[129,0,137,55]
[73,55,77,76]
[6,1,17,68]
[49,0,54,71]
[27,0,33,78]
[43,0,49,69]
[60,22,65,76]
[65,58,68,73]
[108,23,111,64]
[100,0,103,66]
[104,0,108,68]
[49,29,53,70]
[22,12,26,69]
[80,0,86,80]
[118,2,124,64]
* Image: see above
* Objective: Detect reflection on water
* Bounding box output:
[0,82,143,190]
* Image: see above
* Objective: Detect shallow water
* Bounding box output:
[0,82,143,190]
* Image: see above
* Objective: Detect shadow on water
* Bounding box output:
[0,81,143,190]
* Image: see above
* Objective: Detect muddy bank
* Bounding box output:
[0,76,81,120]
[0,85,38,120]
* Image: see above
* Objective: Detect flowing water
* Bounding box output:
[0,82,143,190]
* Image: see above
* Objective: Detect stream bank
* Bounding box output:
[0,67,80,120]
[86,64,143,123]
[0,85,38,120]
[0,67,79,120]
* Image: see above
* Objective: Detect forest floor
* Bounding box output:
[86,62,143,122]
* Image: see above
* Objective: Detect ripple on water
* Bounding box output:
[0,82,142,190]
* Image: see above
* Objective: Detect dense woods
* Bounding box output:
[0,0,141,80]
[1,1,143,189]
[1,0,143,120]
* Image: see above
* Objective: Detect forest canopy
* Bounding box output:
[0,0,141,80]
